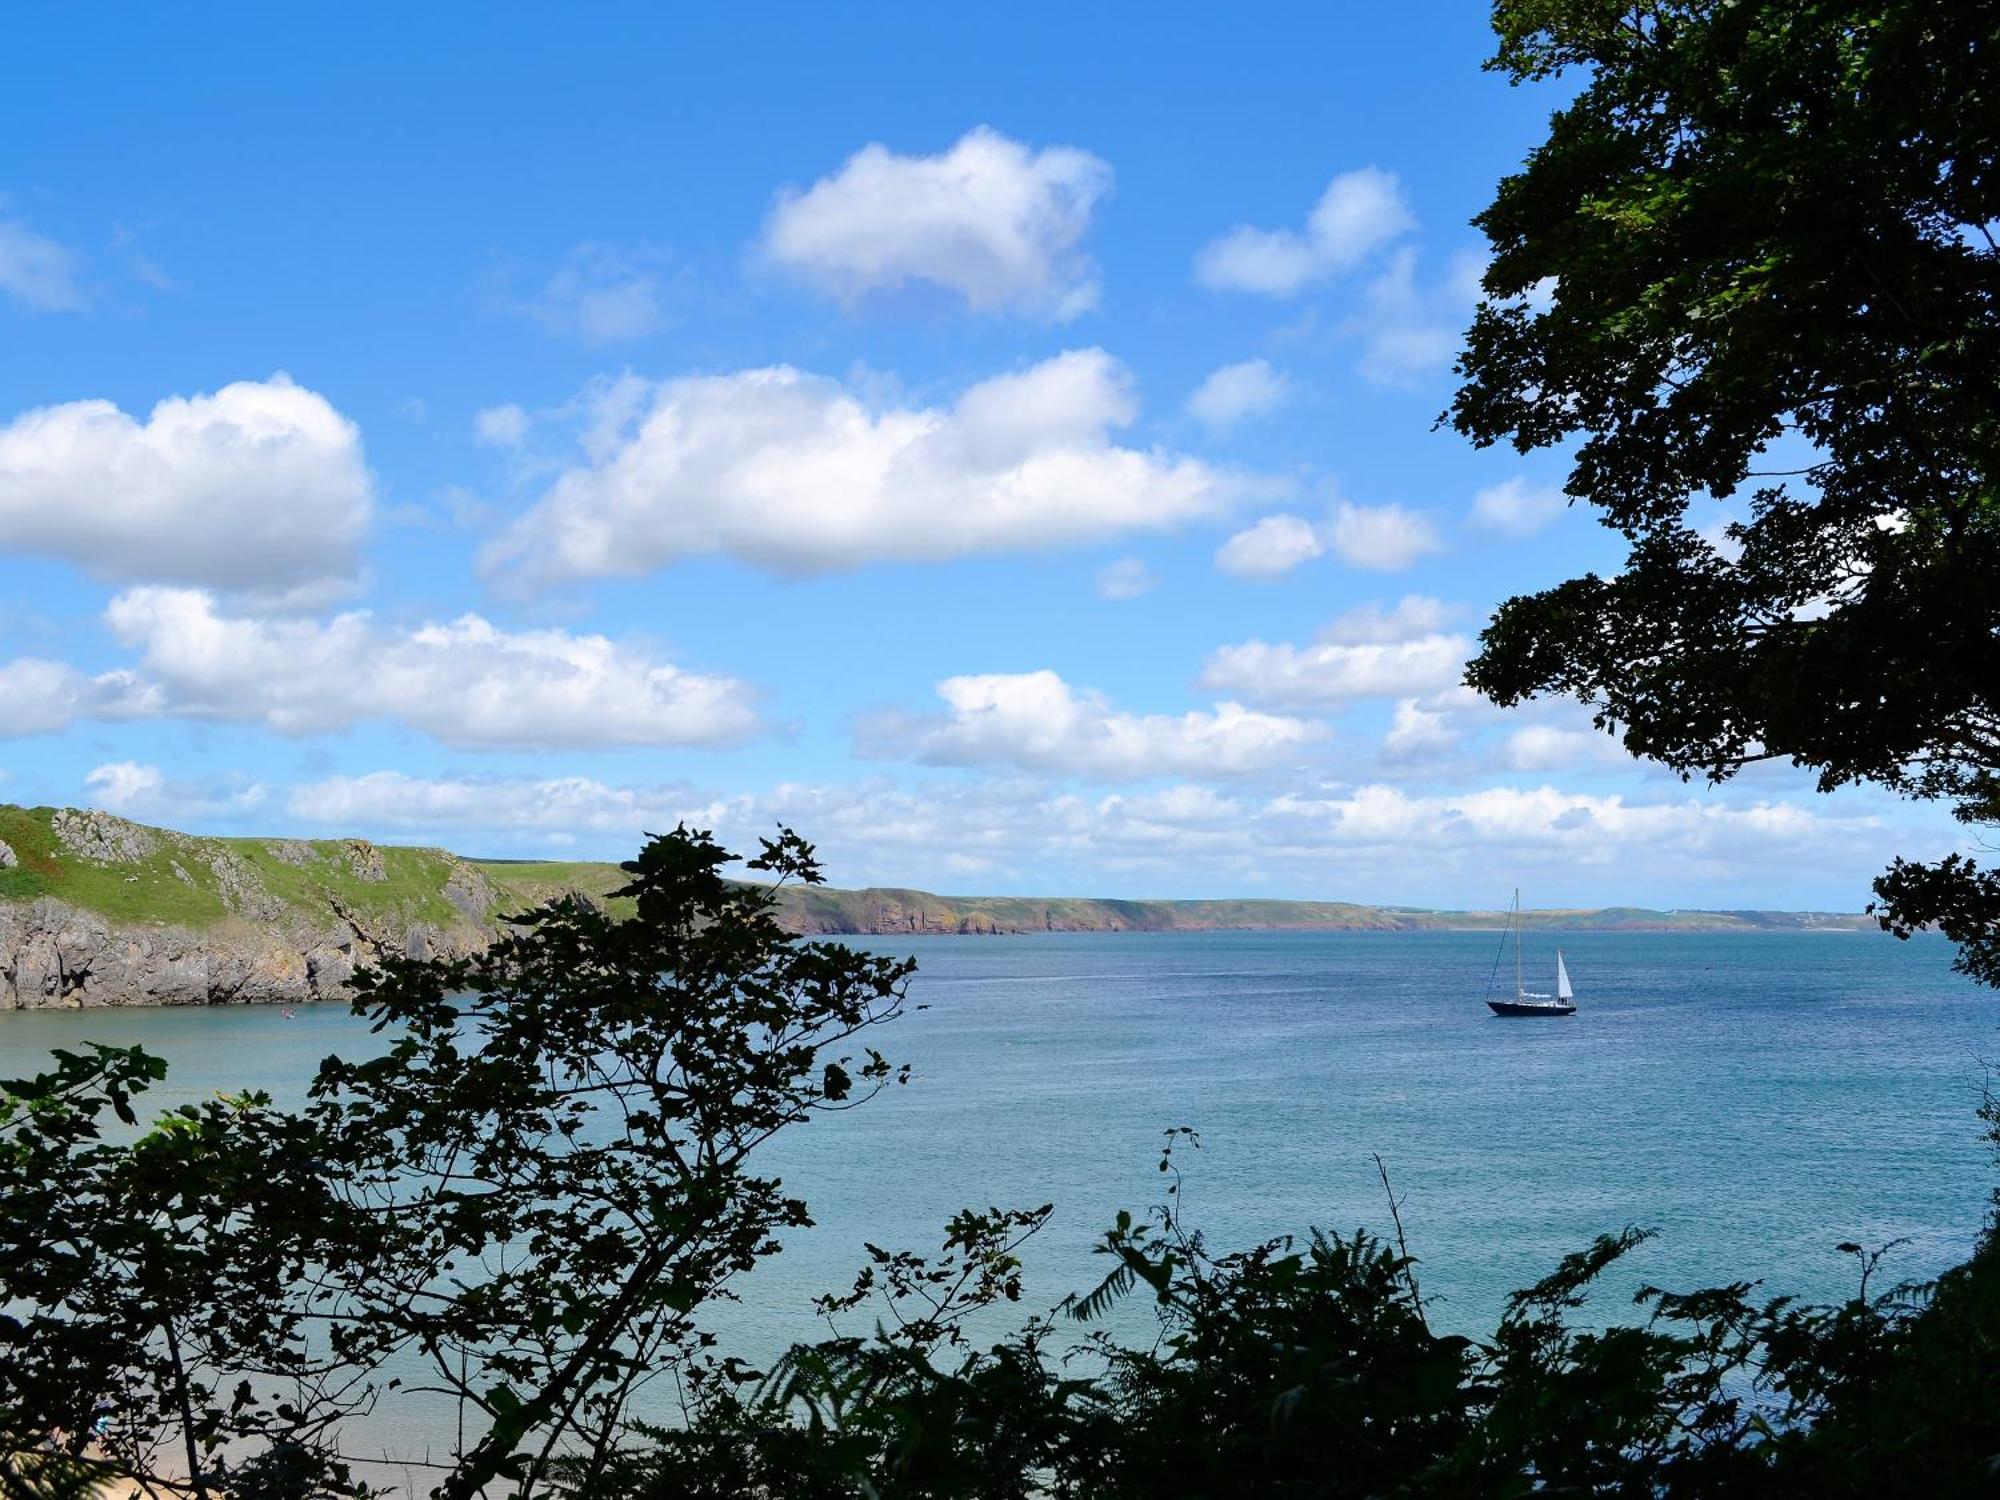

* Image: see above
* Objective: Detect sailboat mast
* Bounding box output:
[1513,887,1523,999]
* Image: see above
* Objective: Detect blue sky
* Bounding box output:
[0,4,1958,907]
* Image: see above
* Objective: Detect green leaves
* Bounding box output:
[1,824,913,1500]
[1451,0,2000,985]
[822,1061,853,1101]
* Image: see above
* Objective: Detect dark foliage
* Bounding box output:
[0,826,910,1500]
[1446,0,2000,983]
[4,836,1996,1495]
[582,1128,2000,1498]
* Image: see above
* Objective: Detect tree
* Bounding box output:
[1447,0,2000,979]
[0,826,912,1500]
[0,1042,366,1500]
[588,1129,2000,1496]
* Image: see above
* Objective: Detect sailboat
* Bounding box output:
[1485,889,1577,1017]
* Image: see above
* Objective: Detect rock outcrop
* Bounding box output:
[0,897,490,1009]
[344,840,388,883]
[52,809,157,865]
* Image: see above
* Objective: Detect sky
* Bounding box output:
[0,4,1962,909]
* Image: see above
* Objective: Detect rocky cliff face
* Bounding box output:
[0,804,1875,1007]
[0,897,491,1009]
[0,808,501,1010]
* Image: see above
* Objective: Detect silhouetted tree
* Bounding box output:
[0,826,911,1500]
[582,1128,2000,1496]
[1447,0,2000,983]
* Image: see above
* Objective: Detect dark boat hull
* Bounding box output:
[1487,1000,1576,1017]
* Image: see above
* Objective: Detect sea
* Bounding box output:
[4,927,1995,1472]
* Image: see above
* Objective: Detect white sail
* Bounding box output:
[1555,950,1573,1001]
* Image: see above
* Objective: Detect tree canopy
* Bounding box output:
[0,825,911,1500]
[1448,0,2000,979]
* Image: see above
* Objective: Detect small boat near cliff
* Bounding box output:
[1486,889,1577,1017]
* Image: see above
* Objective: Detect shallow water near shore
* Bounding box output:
[4,927,1994,1472]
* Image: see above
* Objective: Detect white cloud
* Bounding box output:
[474,403,531,449]
[1498,724,1626,773]
[1195,167,1414,297]
[93,587,762,750]
[1186,358,1289,431]
[503,243,669,345]
[1260,784,1867,880]
[1349,247,1484,386]
[1469,476,1566,538]
[1095,557,1155,600]
[85,761,266,822]
[0,658,92,736]
[268,767,1899,909]
[1324,500,1441,570]
[1322,595,1459,644]
[1698,509,1746,563]
[1215,514,1324,578]
[855,669,1322,780]
[1381,698,1461,763]
[761,126,1111,321]
[0,216,84,311]
[482,350,1240,587]
[0,376,372,591]
[1200,601,1472,709]
[288,771,713,838]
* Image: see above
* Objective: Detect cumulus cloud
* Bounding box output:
[1215,514,1324,578]
[1200,599,1472,708]
[1348,247,1485,386]
[761,126,1111,320]
[1214,504,1440,579]
[1095,557,1155,600]
[0,658,93,736]
[1324,501,1442,570]
[1322,595,1460,644]
[1381,698,1461,763]
[0,215,83,311]
[482,350,1240,587]
[1468,477,1566,538]
[288,770,715,838]
[1499,724,1627,773]
[855,669,1322,780]
[90,587,762,750]
[1200,635,1469,709]
[0,376,372,591]
[1195,167,1414,297]
[501,243,670,345]
[1186,358,1289,431]
[85,761,267,822]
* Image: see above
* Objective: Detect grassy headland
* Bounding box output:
[0,804,1870,936]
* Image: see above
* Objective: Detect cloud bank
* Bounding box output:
[1,590,761,751]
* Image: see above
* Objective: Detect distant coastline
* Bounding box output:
[0,803,1873,1009]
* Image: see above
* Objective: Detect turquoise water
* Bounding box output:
[4,928,1995,1466]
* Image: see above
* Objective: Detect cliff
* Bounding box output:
[0,804,1872,1009]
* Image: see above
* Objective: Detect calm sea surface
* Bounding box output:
[4,928,1995,1467]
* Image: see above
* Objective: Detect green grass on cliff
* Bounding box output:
[0,805,238,926]
[0,806,509,932]
[0,804,1870,936]
[474,860,633,918]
